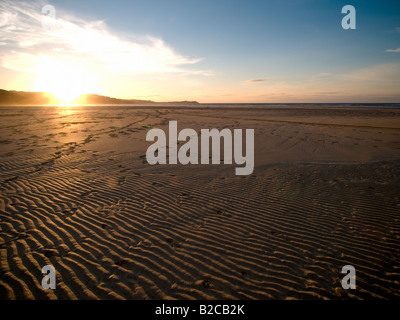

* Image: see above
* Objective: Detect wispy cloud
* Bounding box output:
[314,91,339,95]
[0,0,208,75]
[385,48,400,53]
[309,72,333,81]
[246,79,269,83]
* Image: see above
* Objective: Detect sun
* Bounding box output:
[47,82,83,105]
[33,57,97,105]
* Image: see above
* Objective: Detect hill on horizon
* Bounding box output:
[0,89,199,105]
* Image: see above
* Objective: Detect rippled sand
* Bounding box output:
[1,105,400,299]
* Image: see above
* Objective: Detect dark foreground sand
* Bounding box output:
[0,105,399,299]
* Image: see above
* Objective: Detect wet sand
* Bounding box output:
[1,105,400,299]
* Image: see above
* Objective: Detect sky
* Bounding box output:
[0,0,400,103]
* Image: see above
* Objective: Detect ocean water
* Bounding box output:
[197,103,400,108]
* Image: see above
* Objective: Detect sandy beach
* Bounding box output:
[1,105,400,300]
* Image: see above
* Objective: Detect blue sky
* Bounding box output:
[1,0,399,102]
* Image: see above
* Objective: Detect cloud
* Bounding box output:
[309,72,333,81]
[385,48,400,53]
[246,79,269,83]
[314,91,339,95]
[0,0,208,75]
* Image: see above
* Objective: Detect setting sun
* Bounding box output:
[33,57,97,105]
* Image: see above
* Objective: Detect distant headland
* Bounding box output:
[0,89,199,106]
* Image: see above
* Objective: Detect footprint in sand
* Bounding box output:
[195,280,212,289]
[115,259,129,266]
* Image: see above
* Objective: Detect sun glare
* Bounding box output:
[33,57,98,105]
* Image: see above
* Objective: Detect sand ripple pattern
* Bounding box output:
[1,153,400,299]
[1,106,400,299]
